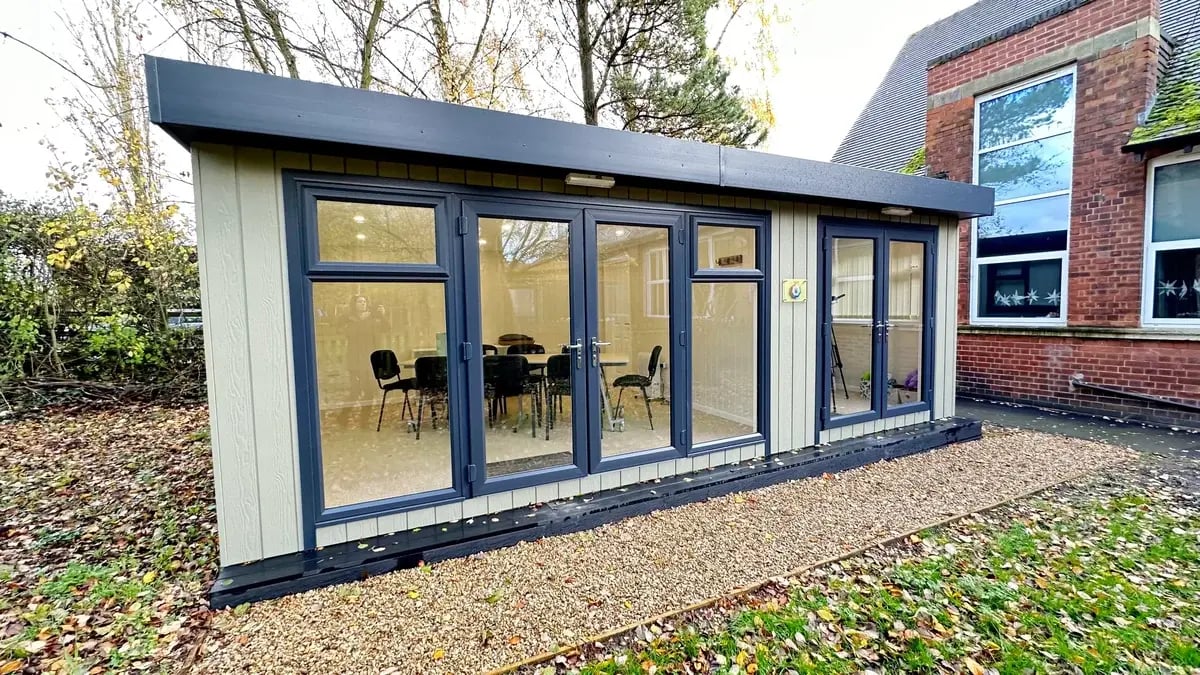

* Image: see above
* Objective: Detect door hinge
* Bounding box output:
[460,341,473,361]
[677,227,686,245]
[466,464,477,482]
[456,215,467,235]
[678,330,687,346]
[678,429,687,446]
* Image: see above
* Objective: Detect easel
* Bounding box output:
[830,294,850,412]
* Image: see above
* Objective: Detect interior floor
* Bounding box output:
[829,385,924,418]
[320,392,753,508]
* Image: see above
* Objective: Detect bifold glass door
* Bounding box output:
[462,202,686,490]
[821,223,935,429]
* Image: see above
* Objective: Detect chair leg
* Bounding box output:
[376,390,389,432]
[615,387,625,415]
[415,395,424,440]
[641,386,654,430]
[401,391,413,420]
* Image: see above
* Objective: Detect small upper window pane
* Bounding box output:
[1152,160,1200,243]
[317,200,437,264]
[698,225,756,270]
[978,134,1073,201]
[978,73,1075,149]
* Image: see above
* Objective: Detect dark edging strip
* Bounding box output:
[209,418,981,608]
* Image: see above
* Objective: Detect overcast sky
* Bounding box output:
[0,0,975,206]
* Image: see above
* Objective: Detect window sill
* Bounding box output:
[958,324,1200,342]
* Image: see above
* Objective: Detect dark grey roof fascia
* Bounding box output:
[145,56,993,218]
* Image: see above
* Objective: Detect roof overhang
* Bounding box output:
[1122,129,1200,154]
[146,56,994,219]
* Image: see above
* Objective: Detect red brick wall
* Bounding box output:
[958,332,1200,426]
[923,0,1200,427]
[927,0,1157,93]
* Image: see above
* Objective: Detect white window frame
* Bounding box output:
[1141,150,1200,327]
[643,247,670,318]
[970,64,1076,327]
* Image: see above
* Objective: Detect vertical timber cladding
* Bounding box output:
[192,143,960,562]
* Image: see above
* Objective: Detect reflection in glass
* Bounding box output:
[975,195,1069,257]
[1151,161,1200,242]
[692,283,757,443]
[316,200,437,264]
[977,259,1062,319]
[698,225,756,269]
[312,281,451,507]
[830,238,875,417]
[979,134,1072,201]
[597,224,672,456]
[886,242,925,408]
[978,73,1075,149]
[477,218,574,477]
[1151,248,1200,320]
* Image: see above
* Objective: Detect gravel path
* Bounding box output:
[199,428,1134,674]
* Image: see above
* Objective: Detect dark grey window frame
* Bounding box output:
[285,170,770,546]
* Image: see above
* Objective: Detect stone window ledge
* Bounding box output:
[958,324,1200,342]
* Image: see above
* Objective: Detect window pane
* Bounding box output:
[599,224,672,456]
[976,195,1069,257]
[698,225,756,270]
[979,134,1072,201]
[477,217,575,478]
[316,200,437,264]
[978,73,1074,149]
[887,241,925,408]
[312,281,451,508]
[977,259,1063,318]
[692,283,757,443]
[1152,160,1200,243]
[830,237,876,418]
[1151,247,1200,320]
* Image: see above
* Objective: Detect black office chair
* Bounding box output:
[483,355,541,436]
[413,356,448,440]
[507,343,547,393]
[544,354,572,440]
[482,343,499,356]
[369,350,415,432]
[612,345,661,430]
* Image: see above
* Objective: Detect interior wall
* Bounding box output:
[192,142,960,564]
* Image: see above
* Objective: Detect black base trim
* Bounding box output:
[209,417,981,608]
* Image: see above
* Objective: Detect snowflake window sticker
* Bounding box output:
[1046,289,1060,305]
[1158,280,1180,297]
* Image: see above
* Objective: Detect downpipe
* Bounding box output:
[1068,373,1200,413]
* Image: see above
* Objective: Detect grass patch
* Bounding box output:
[576,482,1200,674]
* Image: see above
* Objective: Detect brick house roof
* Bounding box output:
[833,0,1200,171]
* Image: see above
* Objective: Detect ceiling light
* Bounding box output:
[352,214,366,224]
[355,233,367,241]
[881,206,913,217]
[613,228,627,237]
[478,238,488,246]
[565,173,616,189]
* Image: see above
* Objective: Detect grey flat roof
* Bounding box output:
[146,56,993,218]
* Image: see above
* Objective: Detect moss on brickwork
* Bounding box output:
[1129,50,1200,145]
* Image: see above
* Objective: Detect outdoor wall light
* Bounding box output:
[565,172,616,189]
[881,206,914,217]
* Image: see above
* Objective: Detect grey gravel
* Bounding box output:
[200,428,1134,674]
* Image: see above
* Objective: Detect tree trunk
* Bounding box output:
[575,0,598,125]
[359,0,385,89]
[427,0,458,101]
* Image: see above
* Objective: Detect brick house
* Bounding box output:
[835,0,1200,426]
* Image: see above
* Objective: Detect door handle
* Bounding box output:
[561,340,584,368]
[590,338,611,367]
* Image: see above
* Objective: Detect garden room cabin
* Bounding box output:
[144,56,993,605]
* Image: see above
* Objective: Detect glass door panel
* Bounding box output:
[595,223,673,456]
[829,237,878,419]
[886,241,927,409]
[476,216,578,477]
